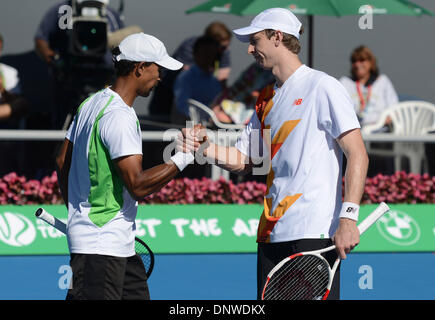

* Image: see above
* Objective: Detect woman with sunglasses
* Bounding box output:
[339,46,399,129]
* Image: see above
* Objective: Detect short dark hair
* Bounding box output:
[193,36,220,55]
[264,27,304,54]
[111,46,140,77]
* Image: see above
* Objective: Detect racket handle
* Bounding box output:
[357,202,390,235]
[35,207,67,234]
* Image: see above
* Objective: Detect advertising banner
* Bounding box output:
[0,204,434,255]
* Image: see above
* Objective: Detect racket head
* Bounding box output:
[134,237,155,279]
[262,253,331,300]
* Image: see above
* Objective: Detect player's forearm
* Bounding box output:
[203,143,251,175]
[342,149,369,205]
[128,163,180,200]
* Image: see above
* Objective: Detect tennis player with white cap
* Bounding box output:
[181,8,369,299]
[55,33,196,300]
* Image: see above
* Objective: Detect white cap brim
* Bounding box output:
[233,26,265,43]
[233,8,303,43]
[155,55,183,71]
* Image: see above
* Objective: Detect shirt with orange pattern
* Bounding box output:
[235,65,360,243]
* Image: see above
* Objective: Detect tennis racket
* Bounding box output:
[35,207,155,278]
[261,202,390,300]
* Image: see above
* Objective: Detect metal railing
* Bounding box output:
[0,129,243,179]
[1,130,434,142]
[0,130,434,178]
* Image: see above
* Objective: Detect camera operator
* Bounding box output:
[34,0,125,129]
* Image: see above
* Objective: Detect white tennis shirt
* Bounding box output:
[236,65,360,243]
[65,87,142,257]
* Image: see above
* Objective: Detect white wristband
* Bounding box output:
[170,152,195,172]
[339,202,360,221]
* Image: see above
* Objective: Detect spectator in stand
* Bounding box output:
[173,21,232,85]
[0,33,29,126]
[0,33,30,179]
[340,45,399,175]
[211,62,276,124]
[339,46,399,131]
[171,36,226,125]
[148,21,232,119]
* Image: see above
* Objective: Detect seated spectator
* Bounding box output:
[173,21,232,85]
[339,45,399,131]
[340,45,399,176]
[0,33,29,126]
[148,21,232,119]
[211,62,275,124]
[171,36,225,125]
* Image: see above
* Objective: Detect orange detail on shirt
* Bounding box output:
[254,86,303,243]
[255,84,275,137]
[257,193,303,243]
[265,167,274,196]
[270,119,301,159]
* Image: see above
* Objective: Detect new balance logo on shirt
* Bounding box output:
[293,98,303,106]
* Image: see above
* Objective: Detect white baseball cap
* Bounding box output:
[233,8,302,42]
[115,33,183,71]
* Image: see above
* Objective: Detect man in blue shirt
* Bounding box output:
[172,36,227,124]
[173,21,232,86]
[148,22,232,119]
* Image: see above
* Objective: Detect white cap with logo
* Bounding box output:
[233,8,302,42]
[115,33,183,71]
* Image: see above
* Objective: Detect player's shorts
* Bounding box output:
[66,253,150,300]
[257,238,340,300]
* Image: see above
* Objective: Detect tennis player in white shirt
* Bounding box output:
[180,8,369,300]
[55,33,196,300]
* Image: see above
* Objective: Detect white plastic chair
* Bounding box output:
[187,99,246,130]
[187,99,246,180]
[362,101,435,173]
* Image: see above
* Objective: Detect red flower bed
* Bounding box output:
[0,171,433,205]
[361,171,435,204]
[0,172,61,205]
[141,177,266,205]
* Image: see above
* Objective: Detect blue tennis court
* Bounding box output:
[0,252,434,300]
